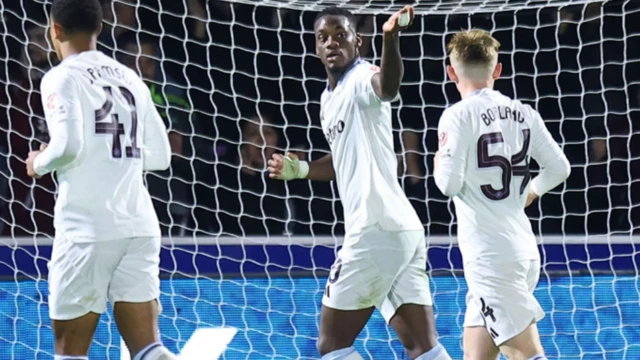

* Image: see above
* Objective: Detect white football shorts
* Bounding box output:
[47,235,161,321]
[463,259,545,345]
[321,225,433,323]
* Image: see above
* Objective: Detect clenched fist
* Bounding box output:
[267,153,309,180]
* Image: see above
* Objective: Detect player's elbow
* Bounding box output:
[147,149,171,171]
[144,142,171,171]
[379,88,399,102]
[435,173,462,197]
[440,183,462,197]
[159,148,171,170]
[378,82,400,102]
[558,155,571,180]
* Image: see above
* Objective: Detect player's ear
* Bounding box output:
[51,22,64,40]
[493,62,502,80]
[355,32,363,56]
[446,64,459,84]
[96,23,104,37]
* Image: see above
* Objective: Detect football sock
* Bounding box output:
[320,346,364,360]
[414,343,453,360]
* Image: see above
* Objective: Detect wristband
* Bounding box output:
[297,160,309,179]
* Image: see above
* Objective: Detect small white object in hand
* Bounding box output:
[398,12,410,27]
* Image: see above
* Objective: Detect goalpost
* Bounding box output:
[0,0,639,359]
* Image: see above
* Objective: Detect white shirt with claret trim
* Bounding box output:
[320,59,423,236]
[35,50,171,242]
[434,88,570,264]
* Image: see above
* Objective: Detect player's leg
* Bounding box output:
[51,314,101,358]
[462,291,500,360]
[317,306,374,359]
[498,260,546,360]
[463,327,500,360]
[48,237,125,358]
[318,227,398,359]
[499,322,545,360]
[382,231,452,360]
[109,237,177,360]
[465,259,546,360]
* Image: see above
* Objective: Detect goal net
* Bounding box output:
[0,0,639,358]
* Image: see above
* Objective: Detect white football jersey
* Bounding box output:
[435,89,569,263]
[320,60,423,235]
[38,51,170,242]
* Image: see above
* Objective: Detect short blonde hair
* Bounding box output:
[447,29,500,79]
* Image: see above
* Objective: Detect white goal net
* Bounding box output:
[0,0,639,359]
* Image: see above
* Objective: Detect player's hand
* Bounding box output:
[267,152,308,180]
[525,190,538,208]
[433,151,440,173]
[382,5,414,34]
[26,150,42,179]
[40,143,47,151]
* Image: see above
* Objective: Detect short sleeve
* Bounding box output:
[353,63,400,106]
[40,68,83,125]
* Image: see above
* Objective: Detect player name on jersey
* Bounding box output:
[480,105,526,126]
[81,64,131,85]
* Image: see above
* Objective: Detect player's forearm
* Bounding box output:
[378,32,403,100]
[306,154,336,181]
[530,153,571,196]
[33,120,83,176]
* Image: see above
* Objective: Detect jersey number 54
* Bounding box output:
[94,86,141,159]
[477,129,531,200]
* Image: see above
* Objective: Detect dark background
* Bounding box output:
[0,0,638,239]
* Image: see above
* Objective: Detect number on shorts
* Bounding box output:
[480,297,500,338]
[328,258,342,284]
[94,86,140,158]
[477,129,531,200]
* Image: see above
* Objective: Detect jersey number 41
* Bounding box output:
[94,86,141,159]
[477,129,531,200]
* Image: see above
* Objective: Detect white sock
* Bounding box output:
[133,342,178,360]
[415,343,452,360]
[321,346,364,360]
[54,356,88,360]
[528,356,548,360]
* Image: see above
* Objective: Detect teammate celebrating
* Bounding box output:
[268,6,451,360]
[434,29,571,360]
[24,1,175,359]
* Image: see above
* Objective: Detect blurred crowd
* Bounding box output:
[0,0,638,238]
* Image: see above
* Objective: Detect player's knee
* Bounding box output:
[316,335,332,356]
[316,334,350,356]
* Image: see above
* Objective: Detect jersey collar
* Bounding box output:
[61,50,100,63]
[469,88,498,98]
[326,58,364,92]
[61,53,80,63]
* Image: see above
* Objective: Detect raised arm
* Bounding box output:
[268,153,335,182]
[28,70,84,178]
[434,110,470,197]
[371,6,414,101]
[526,112,571,206]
